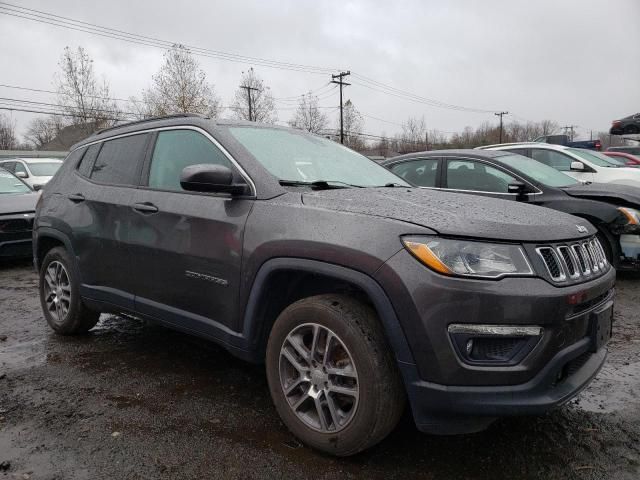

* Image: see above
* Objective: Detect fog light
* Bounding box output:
[448,324,543,366]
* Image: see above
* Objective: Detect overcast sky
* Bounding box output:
[1,0,639,142]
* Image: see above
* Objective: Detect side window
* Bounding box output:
[14,162,28,176]
[530,149,573,171]
[446,159,517,193]
[1,162,15,173]
[77,144,101,178]
[90,134,150,185]
[148,130,234,191]
[390,159,439,187]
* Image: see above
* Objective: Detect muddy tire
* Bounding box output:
[265,294,404,456]
[39,247,99,335]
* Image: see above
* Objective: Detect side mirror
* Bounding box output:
[180,164,249,195]
[32,184,43,191]
[570,161,585,171]
[508,181,527,198]
[15,171,28,178]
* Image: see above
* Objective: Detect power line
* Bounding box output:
[0,2,338,75]
[351,73,498,114]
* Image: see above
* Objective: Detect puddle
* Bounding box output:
[572,361,640,413]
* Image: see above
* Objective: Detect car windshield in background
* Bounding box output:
[498,154,579,187]
[228,127,410,188]
[568,148,619,167]
[0,170,31,194]
[26,162,62,176]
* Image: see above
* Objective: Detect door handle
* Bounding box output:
[132,202,159,214]
[67,193,85,203]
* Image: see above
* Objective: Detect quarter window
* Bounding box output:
[446,159,517,193]
[77,144,100,177]
[148,130,234,191]
[530,149,573,171]
[390,159,439,187]
[90,134,150,185]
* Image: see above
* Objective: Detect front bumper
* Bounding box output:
[375,248,615,433]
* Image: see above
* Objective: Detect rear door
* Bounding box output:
[72,133,152,309]
[129,128,254,334]
[387,158,441,188]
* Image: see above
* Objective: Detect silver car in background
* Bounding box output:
[0,158,63,191]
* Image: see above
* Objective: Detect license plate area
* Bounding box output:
[590,303,613,352]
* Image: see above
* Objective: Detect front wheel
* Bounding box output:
[265,294,404,456]
[39,247,100,334]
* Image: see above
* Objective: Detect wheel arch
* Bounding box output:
[240,258,415,367]
[34,227,75,271]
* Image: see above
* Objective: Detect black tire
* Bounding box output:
[265,294,405,456]
[39,247,99,335]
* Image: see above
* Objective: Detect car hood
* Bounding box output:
[562,183,640,206]
[302,188,595,242]
[0,192,39,215]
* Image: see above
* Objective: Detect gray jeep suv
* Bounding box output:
[33,114,615,456]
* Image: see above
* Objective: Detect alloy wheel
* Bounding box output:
[43,260,72,323]
[279,323,359,433]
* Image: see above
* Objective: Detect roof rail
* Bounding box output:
[95,113,208,136]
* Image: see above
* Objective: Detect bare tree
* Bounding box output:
[539,119,560,136]
[231,68,277,123]
[0,114,17,150]
[341,99,364,149]
[24,116,63,149]
[400,116,427,152]
[137,45,222,119]
[56,46,121,134]
[289,93,328,134]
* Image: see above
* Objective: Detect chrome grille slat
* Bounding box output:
[536,236,608,283]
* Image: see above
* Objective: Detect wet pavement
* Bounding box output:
[1,259,639,480]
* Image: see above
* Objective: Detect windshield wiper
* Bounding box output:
[279,179,362,189]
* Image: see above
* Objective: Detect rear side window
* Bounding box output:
[446,159,517,193]
[147,130,233,191]
[390,159,439,187]
[77,144,101,177]
[90,134,150,185]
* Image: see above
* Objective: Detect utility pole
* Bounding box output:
[425,131,429,151]
[494,111,509,143]
[331,71,351,144]
[240,84,260,121]
[562,125,577,142]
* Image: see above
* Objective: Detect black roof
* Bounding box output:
[383,149,511,165]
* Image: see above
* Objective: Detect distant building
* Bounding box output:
[40,123,97,150]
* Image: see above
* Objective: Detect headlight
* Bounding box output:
[618,207,640,225]
[402,237,534,279]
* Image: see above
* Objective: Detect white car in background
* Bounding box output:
[0,158,63,191]
[479,143,640,187]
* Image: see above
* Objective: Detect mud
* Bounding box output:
[1,259,639,479]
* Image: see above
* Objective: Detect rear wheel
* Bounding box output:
[266,294,404,456]
[39,247,99,334]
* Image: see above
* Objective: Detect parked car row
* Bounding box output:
[25,114,618,456]
[0,157,62,191]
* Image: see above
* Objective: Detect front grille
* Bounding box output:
[0,218,33,233]
[536,236,609,283]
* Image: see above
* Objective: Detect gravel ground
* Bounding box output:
[1,259,639,480]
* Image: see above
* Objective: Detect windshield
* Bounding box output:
[568,148,619,168]
[26,161,61,176]
[228,127,409,187]
[499,154,579,187]
[0,170,31,194]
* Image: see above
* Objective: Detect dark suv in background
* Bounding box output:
[34,115,615,456]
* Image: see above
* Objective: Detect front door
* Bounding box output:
[129,128,253,334]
